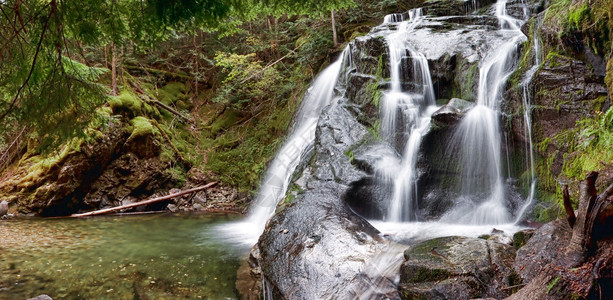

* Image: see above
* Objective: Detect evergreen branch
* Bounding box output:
[0,2,51,53]
[0,2,53,122]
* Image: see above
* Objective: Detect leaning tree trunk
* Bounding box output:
[565,171,613,267]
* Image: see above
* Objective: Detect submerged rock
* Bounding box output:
[0,200,7,216]
[398,236,519,299]
[27,295,52,300]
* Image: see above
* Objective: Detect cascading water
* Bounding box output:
[219,0,536,249]
[514,18,543,223]
[377,9,438,222]
[216,54,344,245]
[445,0,527,225]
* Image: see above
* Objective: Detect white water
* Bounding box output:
[216,54,344,246]
[514,18,542,224]
[445,0,527,225]
[378,9,438,222]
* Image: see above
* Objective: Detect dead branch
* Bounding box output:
[70,182,217,217]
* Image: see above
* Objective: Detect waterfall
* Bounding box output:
[515,18,543,223]
[216,53,344,245]
[445,0,526,225]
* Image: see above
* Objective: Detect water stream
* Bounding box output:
[0,214,243,299]
[444,0,527,225]
[514,16,543,224]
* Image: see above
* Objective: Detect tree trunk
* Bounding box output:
[563,184,576,228]
[104,44,109,68]
[331,9,339,47]
[111,42,118,96]
[566,172,613,266]
[193,34,199,100]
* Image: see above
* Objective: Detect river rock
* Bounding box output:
[27,295,52,300]
[166,203,178,213]
[0,200,8,216]
[398,236,519,299]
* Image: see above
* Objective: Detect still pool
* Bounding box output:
[0,213,247,299]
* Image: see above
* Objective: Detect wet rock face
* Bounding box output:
[532,54,608,144]
[259,181,388,299]
[506,16,611,195]
[431,98,475,126]
[258,102,402,298]
[398,236,519,299]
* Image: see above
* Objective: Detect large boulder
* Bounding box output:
[258,101,402,298]
[398,236,519,299]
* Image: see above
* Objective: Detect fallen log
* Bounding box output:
[70,182,217,217]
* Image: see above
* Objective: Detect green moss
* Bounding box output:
[128,116,158,140]
[206,109,240,137]
[537,137,552,153]
[606,59,613,94]
[109,90,142,116]
[14,140,82,191]
[404,266,453,283]
[344,149,354,163]
[560,107,613,179]
[547,276,561,293]
[568,4,590,29]
[156,82,188,106]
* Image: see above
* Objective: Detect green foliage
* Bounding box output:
[213,52,282,105]
[565,110,613,177]
[166,165,187,186]
[155,82,188,106]
[568,4,590,29]
[0,0,357,153]
[543,0,572,34]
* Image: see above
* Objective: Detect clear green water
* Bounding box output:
[0,213,245,299]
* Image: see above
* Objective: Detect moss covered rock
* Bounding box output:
[109,91,142,117]
[125,116,161,158]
